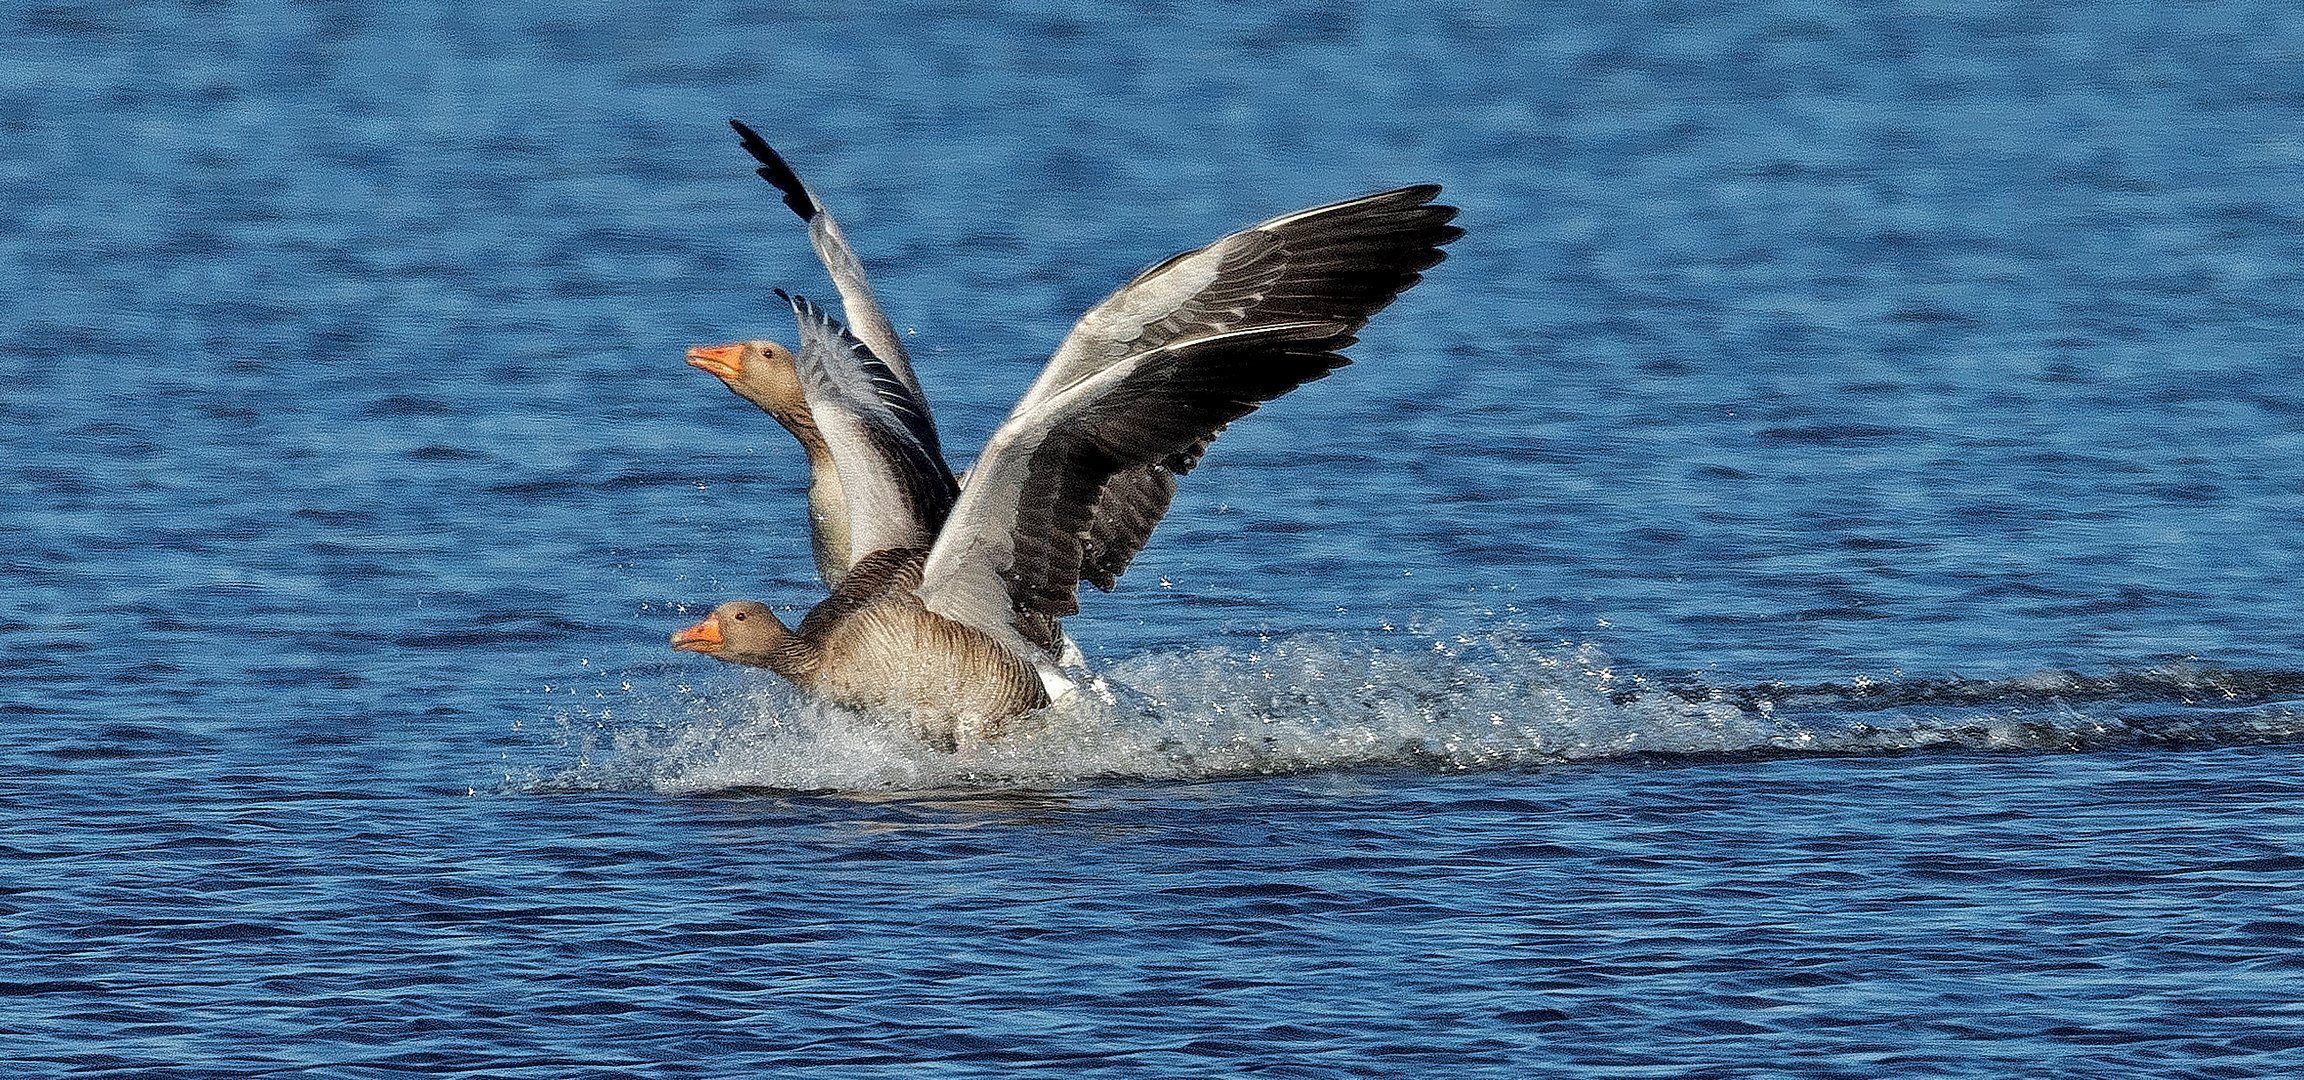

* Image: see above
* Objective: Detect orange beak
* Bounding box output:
[669,614,724,653]
[685,343,745,380]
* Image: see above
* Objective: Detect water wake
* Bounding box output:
[528,630,2304,795]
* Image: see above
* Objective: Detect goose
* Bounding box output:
[683,120,937,591]
[672,127,1460,744]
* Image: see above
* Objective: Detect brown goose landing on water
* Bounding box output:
[672,120,1461,746]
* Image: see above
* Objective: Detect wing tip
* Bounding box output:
[728,117,820,221]
[1252,182,1462,241]
[781,289,835,327]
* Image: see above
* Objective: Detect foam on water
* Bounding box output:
[527,628,2304,795]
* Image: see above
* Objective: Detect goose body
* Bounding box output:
[673,121,1460,741]
[673,550,1043,747]
[683,338,857,588]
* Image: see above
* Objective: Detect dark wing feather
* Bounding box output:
[916,321,1355,649]
[1002,323,1354,618]
[1077,464,1177,591]
[729,118,818,219]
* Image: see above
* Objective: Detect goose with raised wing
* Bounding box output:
[672,124,1460,743]
[682,120,936,590]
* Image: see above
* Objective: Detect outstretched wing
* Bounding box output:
[783,292,959,558]
[1020,185,1462,591]
[913,321,1357,658]
[731,119,931,416]
[1011,185,1459,415]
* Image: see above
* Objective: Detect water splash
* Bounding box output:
[526,629,2304,795]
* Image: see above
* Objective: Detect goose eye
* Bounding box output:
[732,611,746,621]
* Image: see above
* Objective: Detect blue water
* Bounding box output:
[8,1,2304,1075]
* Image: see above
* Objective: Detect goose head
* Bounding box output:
[669,600,793,668]
[684,340,811,429]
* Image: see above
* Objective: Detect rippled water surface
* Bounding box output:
[9,1,2304,1076]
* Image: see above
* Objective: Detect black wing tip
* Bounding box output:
[1375,186,1461,231]
[779,288,825,323]
[726,117,819,221]
[1263,184,1461,249]
[1359,182,1449,211]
